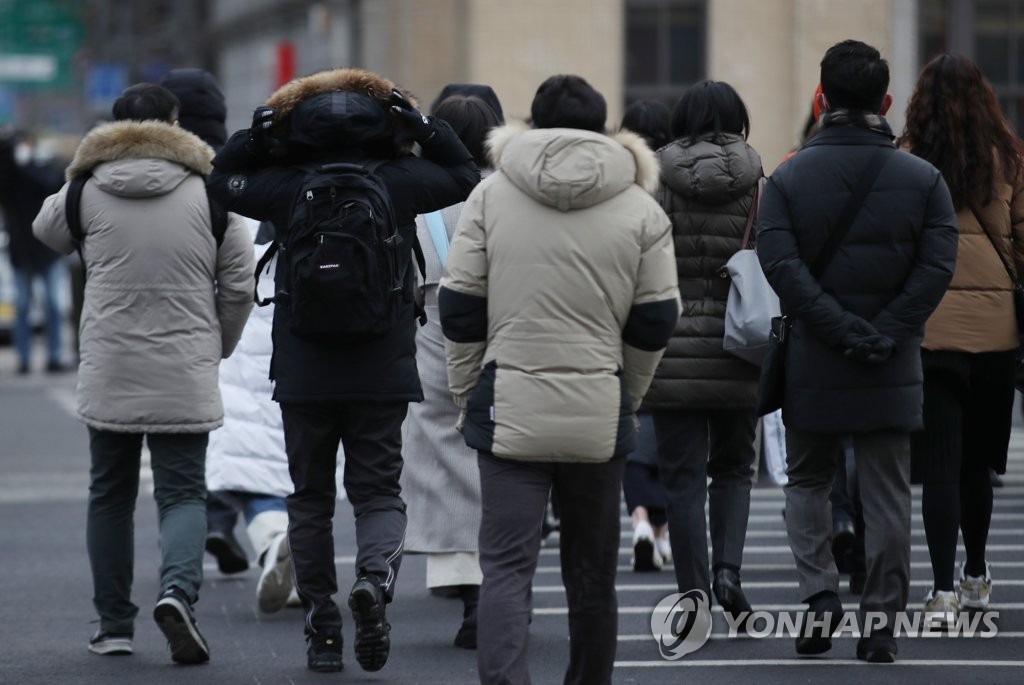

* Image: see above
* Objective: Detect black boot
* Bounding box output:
[712,566,753,630]
[454,585,479,649]
[205,528,249,574]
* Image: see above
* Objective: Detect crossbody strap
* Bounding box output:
[809,146,890,280]
[970,206,1018,282]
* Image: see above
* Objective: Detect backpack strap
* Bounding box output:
[207,194,228,248]
[423,210,449,266]
[65,174,90,271]
[254,242,279,306]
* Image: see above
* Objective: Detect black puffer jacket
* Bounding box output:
[208,68,478,403]
[644,133,763,410]
[0,145,64,272]
[757,122,958,433]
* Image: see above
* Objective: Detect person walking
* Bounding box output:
[898,53,1024,627]
[643,81,764,620]
[400,86,503,650]
[159,67,252,577]
[757,40,958,663]
[0,130,69,374]
[440,74,680,685]
[32,83,254,663]
[207,67,478,673]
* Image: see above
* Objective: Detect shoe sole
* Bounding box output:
[257,537,294,614]
[858,648,896,663]
[632,539,661,572]
[88,639,133,656]
[154,597,210,664]
[349,584,390,672]
[205,537,249,575]
[308,655,344,672]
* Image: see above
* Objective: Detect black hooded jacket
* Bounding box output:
[208,68,478,403]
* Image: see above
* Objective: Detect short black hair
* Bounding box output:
[432,94,502,167]
[670,80,750,141]
[530,74,606,133]
[820,39,889,113]
[621,100,672,150]
[112,83,180,123]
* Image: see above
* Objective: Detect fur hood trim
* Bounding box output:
[487,122,660,193]
[66,121,213,181]
[264,68,416,119]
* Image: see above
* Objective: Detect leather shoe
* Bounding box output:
[795,591,844,655]
[712,567,752,627]
[857,632,897,663]
[205,529,250,574]
[831,519,856,573]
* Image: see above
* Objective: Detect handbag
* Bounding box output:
[722,178,779,365]
[755,147,891,416]
[969,206,1024,388]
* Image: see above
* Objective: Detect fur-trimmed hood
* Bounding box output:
[486,123,661,211]
[66,121,213,181]
[265,68,414,118]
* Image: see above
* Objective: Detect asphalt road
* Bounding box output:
[1,359,1022,684]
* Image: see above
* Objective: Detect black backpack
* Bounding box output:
[65,173,228,275]
[254,161,425,342]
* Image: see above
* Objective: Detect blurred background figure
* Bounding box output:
[0,129,70,374]
[900,53,1024,628]
[645,81,764,625]
[617,100,673,573]
[401,84,503,649]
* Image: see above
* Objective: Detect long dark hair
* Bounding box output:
[898,53,1024,209]
[621,100,672,151]
[670,80,750,142]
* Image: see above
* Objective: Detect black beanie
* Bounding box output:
[159,68,228,150]
[431,83,505,124]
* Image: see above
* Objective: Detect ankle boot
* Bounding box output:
[454,585,479,649]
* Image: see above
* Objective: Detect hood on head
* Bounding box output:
[265,68,414,118]
[66,120,213,181]
[159,68,227,150]
[658,133,763,204]
[487,123,660,211]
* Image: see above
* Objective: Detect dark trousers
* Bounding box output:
[651,409,756,597]
[785,429,911,629]
[476,452,625,685]
[280,401,408,636]
[87,429,208,635]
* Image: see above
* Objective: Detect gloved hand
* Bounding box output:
[248,106,282,156]
[389,89,436,143]
[841,318,895,364]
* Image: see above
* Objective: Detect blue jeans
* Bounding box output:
[13,261,64,366]
[208,490,287,530]
[87,429,209,635]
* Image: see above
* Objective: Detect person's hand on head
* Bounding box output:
[389,89,436,143]
[248,106,283,156]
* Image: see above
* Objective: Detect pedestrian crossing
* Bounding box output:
[530,429,1024,672]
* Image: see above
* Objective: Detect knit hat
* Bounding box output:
[159,68,228,151]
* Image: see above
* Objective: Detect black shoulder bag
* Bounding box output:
[756,146,890,416]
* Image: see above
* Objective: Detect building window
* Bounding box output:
[918,0,1024,132]
[624,0,706,107]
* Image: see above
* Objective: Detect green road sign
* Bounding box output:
[0,0,82,90]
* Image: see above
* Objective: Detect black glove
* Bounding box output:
[841,318,895,364]
[248,106,282,156]
[389,89,436,143]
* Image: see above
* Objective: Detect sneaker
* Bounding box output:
[205,529,249,575]
[923,589,960,631]
[306,631,344,672]
[960,563,992,609]
[257,533,293,614]
[88,630,133,656]
[153,587,210,664]
[631,520,663,572]
[655,536,672,565]
[348,576,391,672]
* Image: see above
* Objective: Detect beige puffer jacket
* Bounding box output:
[440,124,680,463]
[33,121,254,433]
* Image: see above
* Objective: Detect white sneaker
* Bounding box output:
[285,586,302,608]
[959,563,992,609]
[631,520,663,572]
[923,589,960,631]
[655,536,672,565]
[257,533,294,614]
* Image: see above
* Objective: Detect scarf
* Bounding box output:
[819,108,894,140]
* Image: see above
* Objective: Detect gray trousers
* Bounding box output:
[785,428,911,629]
[87,429,208,635]
[651,409,757,596]
[477,452,625,685]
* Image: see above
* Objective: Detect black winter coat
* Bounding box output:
[645,133,763,410]
[757,124,958,433]
[208,93,478,403]
[0,151,64,271]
